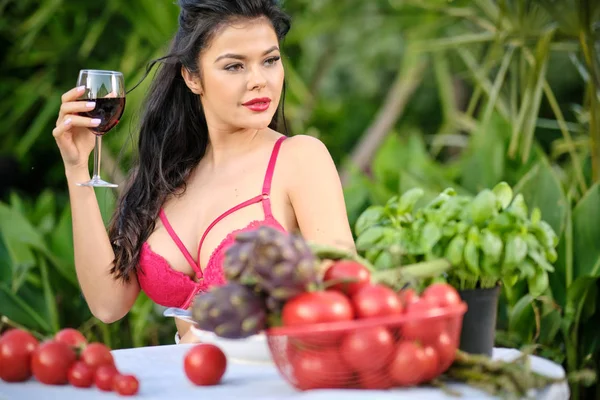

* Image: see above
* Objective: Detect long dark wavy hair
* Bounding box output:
[107,0,291,282]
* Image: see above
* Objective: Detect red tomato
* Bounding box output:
[95,364,119,391]
[282,291,355,326]
[422,283,462,308]
[55,328,87,349]
[340,327,394,372]
[357,369,394,390]
[184,344,227,386]
[352,284,403,319]
[0,329,39,382]
[113,374,140,396]
[388,341,427,386]
[282,290,354,347]
[401,297,445,344]
[398,288,419,307]
[31,340,77,385]
[430,331,457,373]
[323,261,371,296]
[421,345,440,382]
[80,343,114,373]
[291,348,352,390]
[67,361,94,388]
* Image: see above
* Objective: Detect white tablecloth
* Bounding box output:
[0,345,569,399]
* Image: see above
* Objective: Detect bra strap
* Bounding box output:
[260,136,286,217]
[196,194,264,264]
[158,209,200,273]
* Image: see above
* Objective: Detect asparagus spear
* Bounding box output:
[439,350,596,399]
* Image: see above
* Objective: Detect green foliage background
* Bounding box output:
[1,0,599,397]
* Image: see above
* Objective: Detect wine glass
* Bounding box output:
[76,69,126,188]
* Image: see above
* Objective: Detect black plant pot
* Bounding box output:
[458,285,501,357]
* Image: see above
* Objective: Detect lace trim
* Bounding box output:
[138,243,207,308]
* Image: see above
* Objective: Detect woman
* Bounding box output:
[52,0,355,344]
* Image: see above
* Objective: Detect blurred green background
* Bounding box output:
[1,0,600,397]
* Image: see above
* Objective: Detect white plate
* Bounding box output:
[189,325,273,365]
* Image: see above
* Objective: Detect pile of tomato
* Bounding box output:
[269,260,466,391]
[0,327,139,396]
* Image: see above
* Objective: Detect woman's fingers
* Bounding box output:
[53,115,100,138]
[61,85,86,104]
[54,86,99,167]
[57,86,89,124]
[58,100,96,123]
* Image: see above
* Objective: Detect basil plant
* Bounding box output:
[354,182,558,294]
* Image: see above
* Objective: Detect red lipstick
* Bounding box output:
[242,97,271,112]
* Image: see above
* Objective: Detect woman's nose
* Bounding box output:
[247,67,267,91]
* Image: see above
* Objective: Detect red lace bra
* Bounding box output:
[136,136,287,309]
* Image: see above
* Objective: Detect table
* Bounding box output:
[0,345,570,399]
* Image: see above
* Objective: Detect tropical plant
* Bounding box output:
[392,0,600,197]
[501,158,600,399]
[0,191,176,348]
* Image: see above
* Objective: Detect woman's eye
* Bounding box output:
[225,56,280,71]
[225,64,243,72]
[264,56,281,66]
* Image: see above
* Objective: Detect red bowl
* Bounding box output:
[266,302,467,391]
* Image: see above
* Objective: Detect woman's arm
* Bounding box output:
[282,135,356,252]
[54,86,140,324]
[66,168,141,324]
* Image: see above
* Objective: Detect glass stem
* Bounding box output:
[92,134,102,179]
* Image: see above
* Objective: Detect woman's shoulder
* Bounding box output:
[276,134,338,183]
[279,134,332,164]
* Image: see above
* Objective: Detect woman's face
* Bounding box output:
[190,18,284,131]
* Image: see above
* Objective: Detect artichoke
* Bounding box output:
[191,282,267,339]
[223,226,321,301]
[265,295,285,314]
[222,240,256,282]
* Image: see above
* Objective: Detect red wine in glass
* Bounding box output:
[75,69,126,188]
[78,97,126,135]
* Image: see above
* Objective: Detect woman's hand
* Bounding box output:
[178,329,202,344]
[53,86,101,172]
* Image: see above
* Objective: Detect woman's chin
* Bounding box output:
[239,117,275,130]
